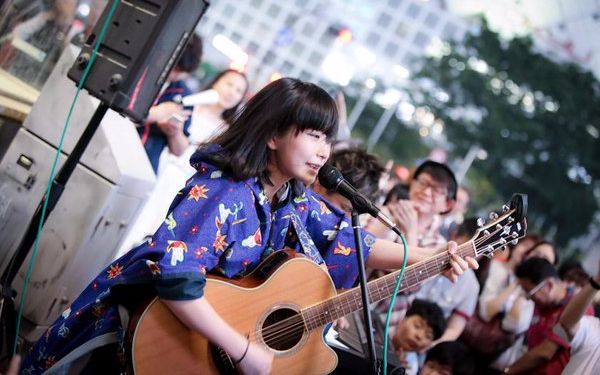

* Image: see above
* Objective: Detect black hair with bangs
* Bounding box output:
[203,77,338,181]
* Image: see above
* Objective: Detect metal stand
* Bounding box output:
[351,210,379,375]
[0,103,109,354]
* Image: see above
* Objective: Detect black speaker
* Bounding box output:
[67,0,209,122]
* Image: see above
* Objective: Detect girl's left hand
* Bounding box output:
[442,241,478,282]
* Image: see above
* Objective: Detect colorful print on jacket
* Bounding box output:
[21,145,375,374]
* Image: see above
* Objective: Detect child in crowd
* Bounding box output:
[393,299,446,375]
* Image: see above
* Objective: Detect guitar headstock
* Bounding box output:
[471,194,528,258]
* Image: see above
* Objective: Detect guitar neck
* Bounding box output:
[301,241,476,330]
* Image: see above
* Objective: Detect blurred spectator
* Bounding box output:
[312,147,385,216]
[462,234,541,372]
[421,341,475,375]
[138,33,204,173]
[392,299,447,375]
[553,261,600,374]
[120,68,248,254]
[383,182,409,205]
[558,261,590,289]
[524,240,558,265]
[440,186,470,240]
[507,258,594,374]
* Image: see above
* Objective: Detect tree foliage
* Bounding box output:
[413,21,600,245]
[348,96,429,164]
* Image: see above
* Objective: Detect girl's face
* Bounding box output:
[212,72,247,110]
[267,129,331,185]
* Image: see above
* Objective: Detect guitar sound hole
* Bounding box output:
[262,307,305,351]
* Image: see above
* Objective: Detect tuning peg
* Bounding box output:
[486,245,494,253]
[496,224,502,230]
[507,217,514,224]
[489,212,499,220]
[510,239,519,245]
[502,204,509,212]
[477,218,485,227]
[511,232,518,238]
[483,230,490,236]
[499,238,507,245]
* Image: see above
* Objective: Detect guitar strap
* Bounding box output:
[289,211,325,265]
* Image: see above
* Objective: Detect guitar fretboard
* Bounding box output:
[301,241,476,330]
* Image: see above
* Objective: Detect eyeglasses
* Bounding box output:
[412,177,448,196]
[526,279,548,300]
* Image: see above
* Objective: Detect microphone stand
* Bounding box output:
[351,210,379,375]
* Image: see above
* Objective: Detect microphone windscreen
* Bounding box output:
[181,89,220,107]
[318,164,344,190]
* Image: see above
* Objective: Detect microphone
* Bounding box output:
[318,164,398,230]
[181,89,220,107]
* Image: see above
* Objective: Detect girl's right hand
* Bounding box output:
[238,342,274,375]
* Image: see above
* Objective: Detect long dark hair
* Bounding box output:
[205,69,249,122]
[203,77,338,181]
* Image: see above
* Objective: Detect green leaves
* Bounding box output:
[413,21,600,246]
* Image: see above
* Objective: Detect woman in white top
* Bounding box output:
[157,69,249,176]
[120,69,248,254]
[477,234,542,370]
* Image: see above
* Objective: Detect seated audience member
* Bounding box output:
[553,261,600,375]
[506,258,594,374]
[420,341,475,375]
[392,299,446,375]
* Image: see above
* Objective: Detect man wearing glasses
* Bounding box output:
[506,258,595,374]
[368,161,479,351]
[368,160,458,247]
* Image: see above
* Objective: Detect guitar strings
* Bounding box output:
[254,238,486,344]
[247,212,522,346]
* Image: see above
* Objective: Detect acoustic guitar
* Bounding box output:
[130,194,527,374]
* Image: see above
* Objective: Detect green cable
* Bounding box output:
[13,0,120,356]
[382,232,408,375]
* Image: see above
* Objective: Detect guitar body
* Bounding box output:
[131,252,339,374]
